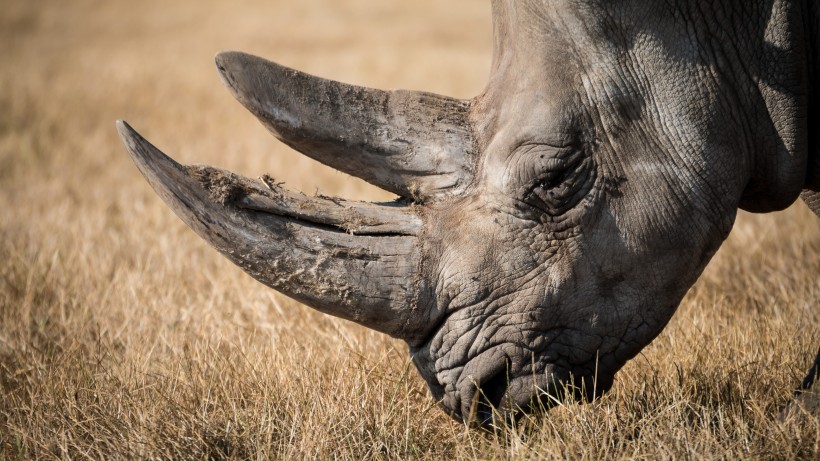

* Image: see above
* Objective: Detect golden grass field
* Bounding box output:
[1,0,818,459]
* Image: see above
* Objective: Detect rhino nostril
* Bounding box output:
[479,371,510,408]
[471,370,511,425]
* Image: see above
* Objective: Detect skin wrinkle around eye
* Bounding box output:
[500,142,582,193]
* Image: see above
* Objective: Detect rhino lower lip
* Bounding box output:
[464,369,562,425]
[455,344,558,422]
[459,352,614,425]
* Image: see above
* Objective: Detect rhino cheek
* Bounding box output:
[409,190,704,423]
[410,223,615,421]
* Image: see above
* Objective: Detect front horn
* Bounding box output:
[215,51,475,201]
[117,121,432,342]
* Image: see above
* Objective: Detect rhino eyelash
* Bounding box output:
[520,156,596,218]
[523,176,568,208]
[527,154,583,194]
[535,168,573,191]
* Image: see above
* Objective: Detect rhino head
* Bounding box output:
[118,0,818,424]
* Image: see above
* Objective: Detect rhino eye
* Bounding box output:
[534,166,574,191]
[521,147,592,216]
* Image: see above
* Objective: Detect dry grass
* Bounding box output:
[0,0,818,459]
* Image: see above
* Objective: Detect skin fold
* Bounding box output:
[118,0,819,425]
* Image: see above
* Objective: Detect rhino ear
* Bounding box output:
[215,51,475,201]
[800,143,820,217]
[738,150,808,213]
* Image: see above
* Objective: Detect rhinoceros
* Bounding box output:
[117,0,819,424]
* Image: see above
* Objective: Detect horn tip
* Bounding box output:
[214,50,239,72]
[214,51,251,100]
[116,119,145,161]
[115,120,185,183]
[115,119,132,138]
[214,50,264,79]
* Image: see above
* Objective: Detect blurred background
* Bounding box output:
[1,0,491,199]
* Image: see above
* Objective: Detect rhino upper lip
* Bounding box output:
[462,364,565,424]
[452,343,552,417]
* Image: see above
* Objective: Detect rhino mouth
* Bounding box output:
[466,368,562,425]
[429,340,616,426]
[463,366,615,426]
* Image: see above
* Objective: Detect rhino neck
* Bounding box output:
[731,0,813,213]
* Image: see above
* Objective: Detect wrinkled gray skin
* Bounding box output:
[118,0,820,425]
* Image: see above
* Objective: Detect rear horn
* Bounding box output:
[214,51,475,201]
